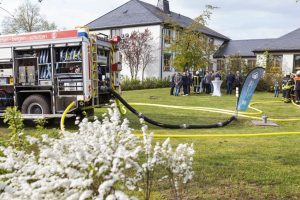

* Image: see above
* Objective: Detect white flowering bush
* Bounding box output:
[0,105,194,200]
[154,139,194,200]
[131,119,194,200]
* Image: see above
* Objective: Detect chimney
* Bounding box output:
[157,0,171,14]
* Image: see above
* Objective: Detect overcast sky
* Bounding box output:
[0,0,300,39]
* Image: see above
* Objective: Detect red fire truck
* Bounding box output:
[0,28,121,119]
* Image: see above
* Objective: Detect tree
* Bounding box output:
[1,0,57,34]
[120,29,154,80]
[140,31,155,81]
[167,5,217,71]
[120,32,138,79]
[228,54,246,74]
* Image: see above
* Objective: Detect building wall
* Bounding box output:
[211,38,226,71]
[282,54,294,74]
[92,26,226,80]
[256,53,295,74]
[91,25,162,80]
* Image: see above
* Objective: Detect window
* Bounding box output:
[247,59,256,68]
[294,54,300,72]
[111,29,122,37]
[209,38,214,45]
[163,54,172,71]
[163,28,172,44]
[270,55,282,68]
[217,59,225,71]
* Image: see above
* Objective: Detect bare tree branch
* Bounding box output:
[120,29,154,80]
[1,0,57,34]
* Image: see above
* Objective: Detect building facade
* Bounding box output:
[254,28,300,74]
[214,28,300,75]
[87,0,229,79]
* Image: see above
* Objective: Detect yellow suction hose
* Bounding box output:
[135,131,300,138]
[60,101,75,132]
[130,101,300,122]
[129,100,300,138]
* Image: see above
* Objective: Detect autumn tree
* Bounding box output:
[167,5,217,71]
[120,29,154,80]
[1,0,57,34]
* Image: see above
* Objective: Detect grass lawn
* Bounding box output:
[1,88,300,199]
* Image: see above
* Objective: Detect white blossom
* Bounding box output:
[0,104,195,200]
[0,105,141,199]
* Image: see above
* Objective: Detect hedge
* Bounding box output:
[121,77,170,91]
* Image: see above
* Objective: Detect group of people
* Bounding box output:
[280,70,300,103]
[170,69,224,96]
[170,69,244,97]
[225,71,243,95]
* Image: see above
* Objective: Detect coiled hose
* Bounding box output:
[109,89,237,129]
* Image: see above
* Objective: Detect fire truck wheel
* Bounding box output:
[21,95,50,115]
[83,108,94,117]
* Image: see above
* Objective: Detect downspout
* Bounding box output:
[160,25,163,79]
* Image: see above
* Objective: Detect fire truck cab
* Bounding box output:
[0,28,121,119]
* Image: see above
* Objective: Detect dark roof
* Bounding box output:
[214,39,274,58]
[254,28,300,52]
[87,0,161,29]
[87,0,230,40]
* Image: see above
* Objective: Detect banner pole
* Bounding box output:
[236,87,239,117]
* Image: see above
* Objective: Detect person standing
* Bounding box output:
[273,81,280,97]
[182,72,189,96]
[193,71,201,93]
[187,71,192,95]
[282,73,290,99]
[198,68,204,93]
[294,71,300,103]
[174,72,182,96]
[226,71,235,94]
[204,71,212,94]
[170,73,176,95]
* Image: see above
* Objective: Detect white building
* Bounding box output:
[86,0,230,79]
[214,28,300,75]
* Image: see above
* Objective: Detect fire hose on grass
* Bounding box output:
[108,68,266,129]
[109,88,237,129]
[61,67,300,133]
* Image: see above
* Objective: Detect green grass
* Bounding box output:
[1,88,300,199]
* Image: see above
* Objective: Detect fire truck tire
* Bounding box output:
[84,108,94,117]
[21,95,50,115]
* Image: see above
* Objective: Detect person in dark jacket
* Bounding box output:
[282,74,290,99]
[283,77,294,103]
[187,71,192,95]
[182,72,189,96]
[226,71,235,94]
[204,71,212,94]
[170,73,176,95]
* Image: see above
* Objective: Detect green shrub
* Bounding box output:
[34,118,47,131]
[3,107,25,149]
[122,77,170,91]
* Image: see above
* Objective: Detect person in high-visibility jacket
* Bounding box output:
[283,76,294,103]
[294,70,300,103]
